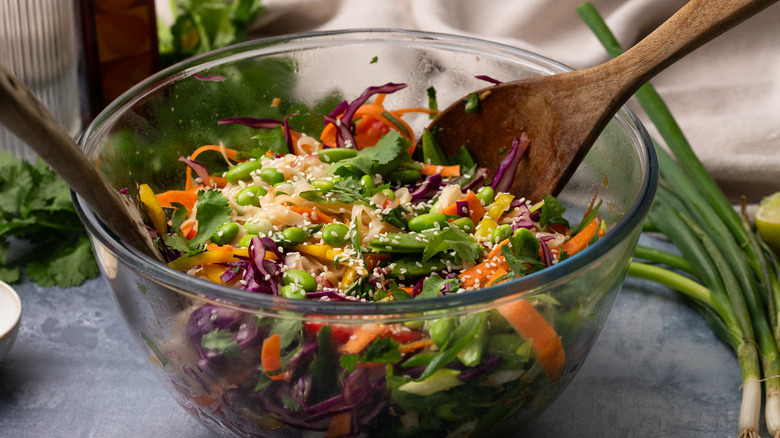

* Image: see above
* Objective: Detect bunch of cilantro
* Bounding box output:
[0,152,98,287]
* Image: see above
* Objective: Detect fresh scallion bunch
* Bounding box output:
[579,3,780,437]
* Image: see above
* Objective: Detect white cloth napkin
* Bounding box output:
[249,0,780,202]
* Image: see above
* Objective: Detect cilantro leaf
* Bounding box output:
[26,235,99,288]
[250,125,290,156]
[340,354,360,372]
[418,275,460,299]
[381,205,409,229]
[501,228,546,278]
[363,336,403,364]
[539,195,569,228]
[187,189,232,249]
[341,337,403,371]
[201,329,241,359]
[300,177,367,205]
[328,130,406,176]
[422,225,483,264]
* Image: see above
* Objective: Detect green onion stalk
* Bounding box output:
[578,3,780,436]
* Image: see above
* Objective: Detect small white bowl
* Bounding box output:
[0,280,22,362]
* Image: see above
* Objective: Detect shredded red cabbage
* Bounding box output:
[242,236,280,295]
[178,156,212,184]
[305,289,360,301]
[324,83,407,149]
[538,235,555,267]
[193,73,227,82]
[410,173,443,201]
[511,205,534,232]
[457,355,502,381]
[456,200,470,218]
[283,112,298,153]
[491,133,530,194]
[475,75,503,85]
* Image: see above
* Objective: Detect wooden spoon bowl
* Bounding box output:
[428,0,777,202]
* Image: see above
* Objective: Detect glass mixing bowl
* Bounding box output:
[73,29,657,437]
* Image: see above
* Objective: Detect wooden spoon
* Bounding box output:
[0,63,163,262]
[428,0,777,202]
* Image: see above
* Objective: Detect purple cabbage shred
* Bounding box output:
[410,173,443,201]
[217,117,283,130]
[178,156,212,185]
[491,133,530,194]
[193,73,227,82]
[324,82,407,149]
[475,75,503,85]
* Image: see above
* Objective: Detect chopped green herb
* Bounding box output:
[187,189,233,249]
[464,92,480,113]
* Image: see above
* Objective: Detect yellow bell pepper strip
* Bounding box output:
[292,244,342,261]
[168,244,275,272]
[474,217,498,241]
[339,267,360,290]
[486,193,515,221]
[139,184,167,235]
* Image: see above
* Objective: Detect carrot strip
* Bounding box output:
[261,334,282,372]
[326,412,352,438]
[458,256,509,289]
[418,163,461,177]
[287,205,335,224]
[496,295,566,382]
[487,238,511,259]
[261,334,292,381]
[560,217,599,256]
[441,191,486,223]
[399,339,434,354]
[155,189,199,211]
[338,324,384,354]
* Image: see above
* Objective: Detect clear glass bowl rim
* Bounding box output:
[74,28,659,316]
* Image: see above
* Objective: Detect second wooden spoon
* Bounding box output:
[428,0,777,202]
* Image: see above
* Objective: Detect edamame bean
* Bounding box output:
[282,226,307,244]
[316,148,358,163]
[388,168,421,185]
[237,234,257,248]
[225,160,262,184]
[477,186,495,206]
[382,188,396,200]
[360,174,375,190]
[235,186,267,207]
[260,168,285,185]
[321,223,349,246]
[451,217,475,233]
[282,269,317,292]
[491,224,513,244]
[408,213,448,232]
[244,217,273,235]
[211,222,239,245]
[311,179,335,191]
[280,284,307,299]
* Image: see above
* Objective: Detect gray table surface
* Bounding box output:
[0,235,745,437]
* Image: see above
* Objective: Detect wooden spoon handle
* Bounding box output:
[0,63,162,262]
[605,0,777,94]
